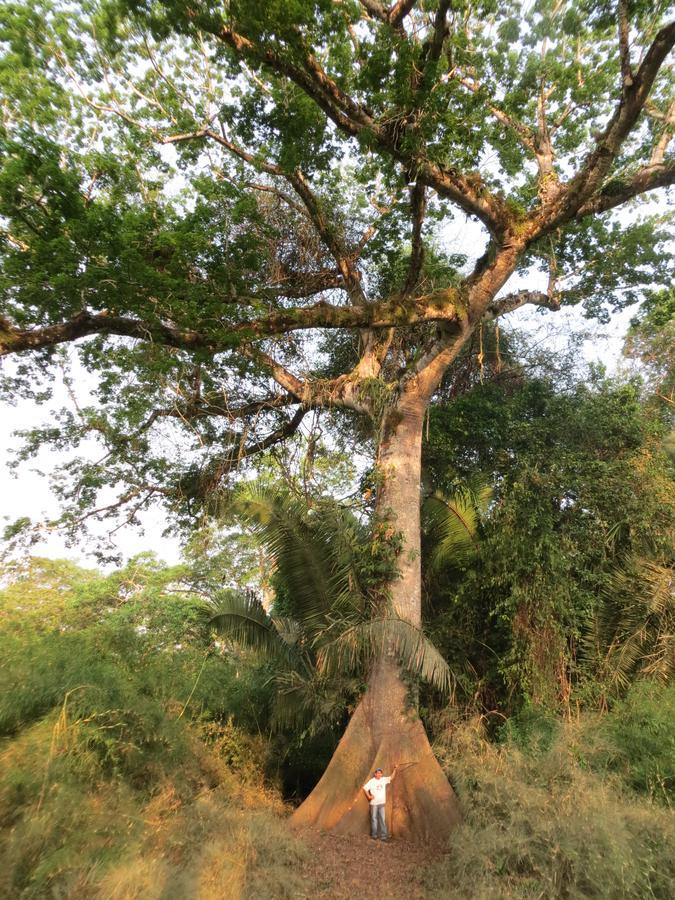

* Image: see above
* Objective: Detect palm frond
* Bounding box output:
[206,591,286,657]
[271,669,315,731]
[234,483,367,633]
[235,484,335,625]
[273,616,303,646]
[423,485,490,572]
[271,667,356,733]
[584,558,674,693]
[307,501,370,618]
[315,616,455,695]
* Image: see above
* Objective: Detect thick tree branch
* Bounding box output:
[214,24,511,237]
[407,2,451,126]
[648,99,675,165]
[618,0,634,87]
[358,0,416,25]
[411,288,562,397]
[245,345,371,415]
[358,0,417,34]
[389,0,417,29]
[236,294,471,333]
[352,327,395,381]
[359,0,388,21]
[218,27,372,137]
[412,327,473,400]
[423,0,451,73]
[241,346,307,402]
[574,160,675,218]
[483,290,562,320]
[415,160,510,237]
[194,406,309,496]
[534,41,559,200]
[540,18,675,229]
[0,310,216,357]
[2,284,490,359]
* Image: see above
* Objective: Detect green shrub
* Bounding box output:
[583,681,675,803]
[0,559,284,897]
[498,704,560,755]
[0,622,271,736]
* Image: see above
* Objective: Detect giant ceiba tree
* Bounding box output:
[0,0,673,841]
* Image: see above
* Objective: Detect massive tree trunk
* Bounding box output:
[291,386,461,843]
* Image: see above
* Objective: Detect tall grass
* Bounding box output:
[0,712,304,900]
[428,693,675,899]
[0,560,302,898]
[0,700,306,898]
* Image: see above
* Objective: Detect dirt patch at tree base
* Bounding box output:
[296,829,443,899]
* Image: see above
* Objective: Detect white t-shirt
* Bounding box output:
[363,775,391,806]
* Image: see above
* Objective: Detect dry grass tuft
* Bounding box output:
[427,716,675,899]
[0,712,305,899]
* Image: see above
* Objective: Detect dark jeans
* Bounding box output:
[370,803,388,839]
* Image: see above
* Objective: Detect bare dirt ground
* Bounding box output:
[296,830,444,899]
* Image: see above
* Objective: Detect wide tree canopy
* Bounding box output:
[0,0,673,841]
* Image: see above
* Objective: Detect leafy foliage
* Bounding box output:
[208,484,454,732]
[423,367,674,712]
[592,681,675,803]
[624,286,675,400]
[0,0,672,543]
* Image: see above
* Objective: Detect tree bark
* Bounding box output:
[291,388,461,843]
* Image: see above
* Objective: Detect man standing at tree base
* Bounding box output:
[363,765,398,841]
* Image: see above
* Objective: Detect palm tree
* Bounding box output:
[207,483,455,733]
[585,558,674,700]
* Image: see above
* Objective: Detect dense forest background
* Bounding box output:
[2,306,673,897]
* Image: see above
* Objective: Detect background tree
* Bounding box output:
[0,0,673,839]
[423,364,674,717]
[624,286,675,407]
